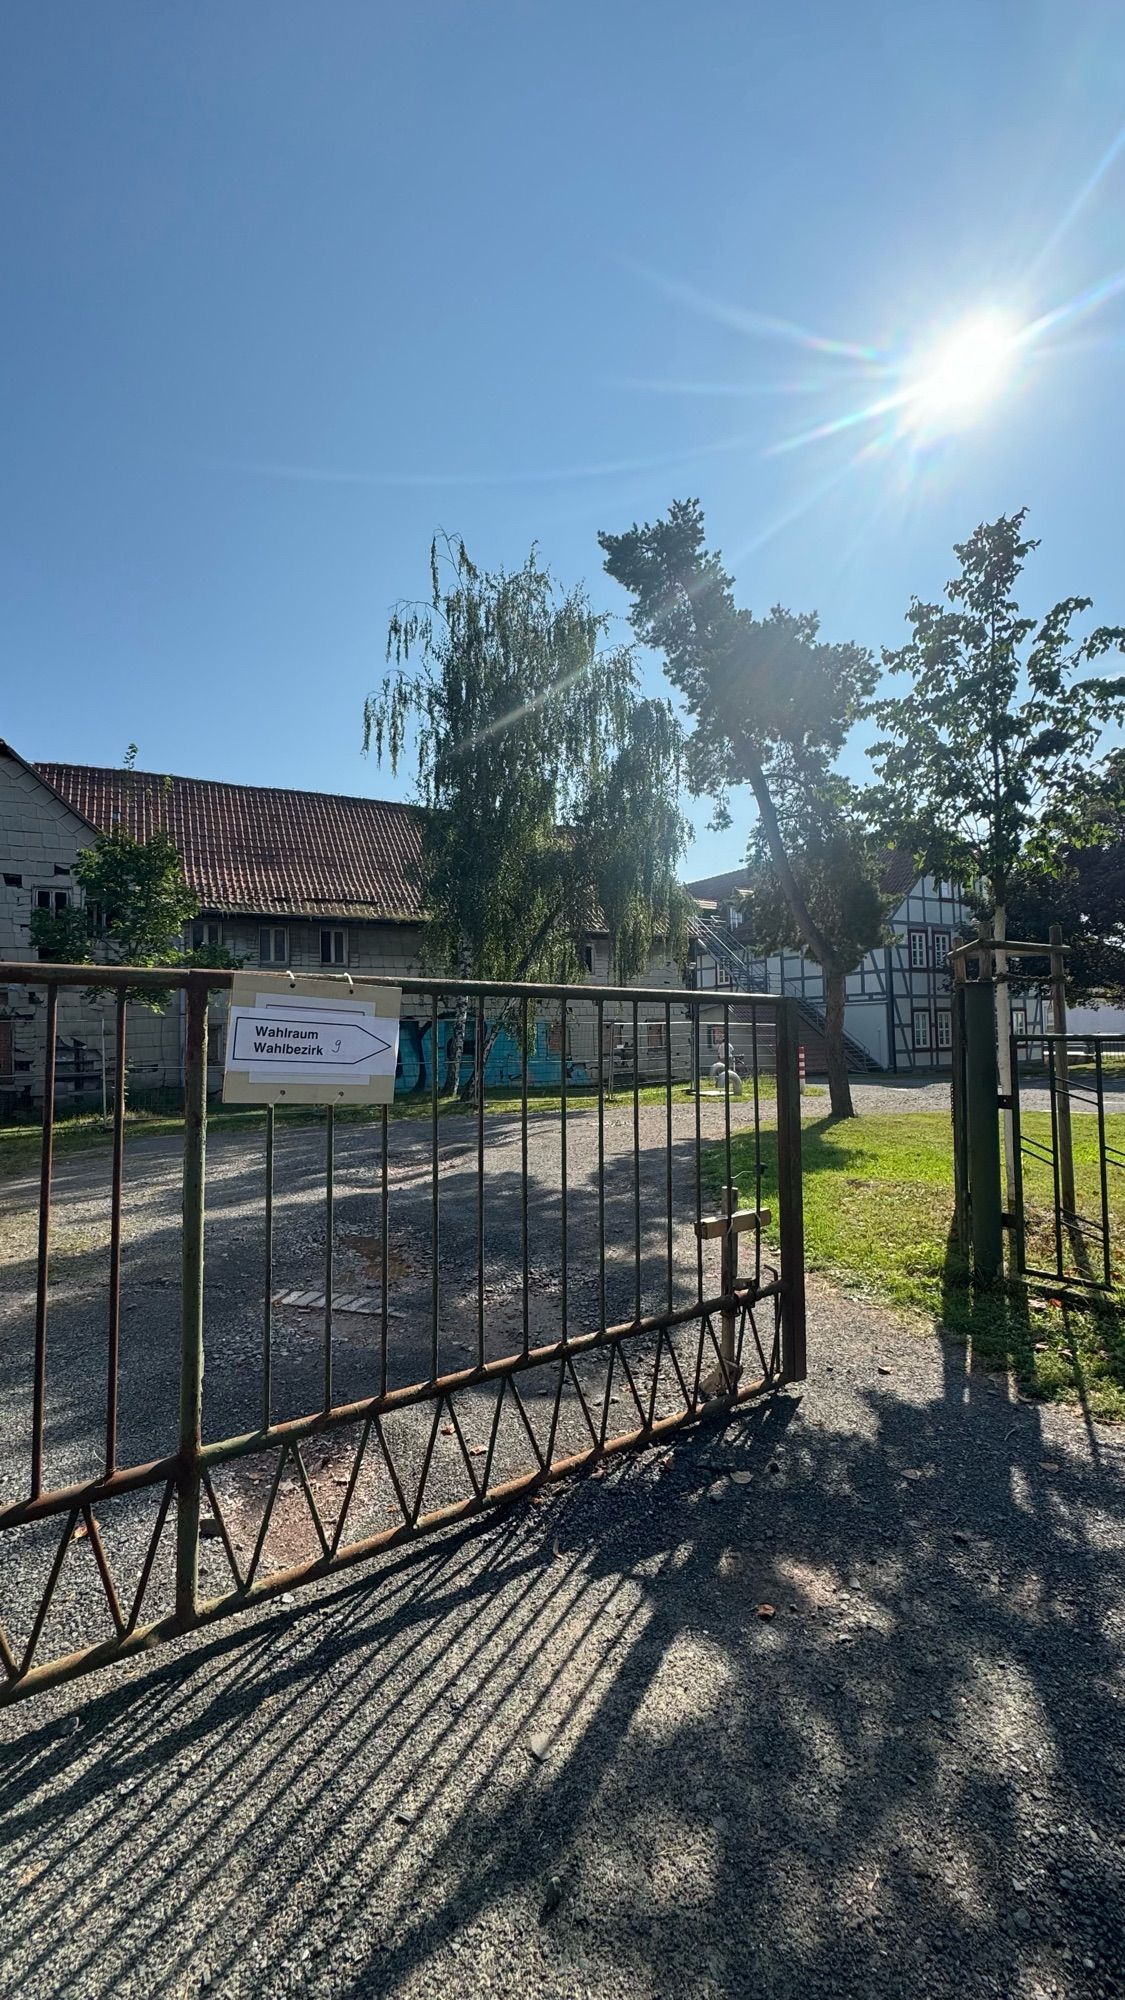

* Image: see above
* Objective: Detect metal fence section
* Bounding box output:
[1010,1032,1125,1291]
[0,963,805,1705]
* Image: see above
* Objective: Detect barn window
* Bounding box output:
[259,926,288,965]
[320,928,348,966]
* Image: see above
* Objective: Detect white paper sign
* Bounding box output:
[222,974,401,1106]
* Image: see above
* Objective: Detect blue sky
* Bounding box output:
[4,2,1125,877]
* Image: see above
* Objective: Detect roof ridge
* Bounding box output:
[35,761,426,816]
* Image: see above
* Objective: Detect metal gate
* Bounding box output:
[1011,1031,1125,1291]
[0,964,805,1706]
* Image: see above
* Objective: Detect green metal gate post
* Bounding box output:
[963,974,1003,1285]
[775,997,807,1381]
[176,975,208,1626]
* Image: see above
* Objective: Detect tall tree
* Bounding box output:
[364,536,688,1093]
[600,498,877,1116]
[871,511,1125,1189]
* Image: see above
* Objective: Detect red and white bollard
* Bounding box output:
[798,1044,806,1090]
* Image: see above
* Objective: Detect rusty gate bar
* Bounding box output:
[0,961,806,1707]
[175,974,208,1626]
[30,982,58,1500]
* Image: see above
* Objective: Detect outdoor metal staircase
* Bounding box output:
[686,912,883,1073]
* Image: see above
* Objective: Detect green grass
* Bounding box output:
[720,1111,1125,1424]
[0,1076,783,1175]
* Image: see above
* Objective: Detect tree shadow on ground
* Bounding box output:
[1,1315,1123,2000]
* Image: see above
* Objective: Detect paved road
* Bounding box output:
[2,1282,1124,1999]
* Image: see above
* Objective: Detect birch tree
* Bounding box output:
[364,537,687,1093]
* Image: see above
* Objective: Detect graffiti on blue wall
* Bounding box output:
[395,1014,595,1096]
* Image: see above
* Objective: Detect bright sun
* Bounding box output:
[908,311,1019,431]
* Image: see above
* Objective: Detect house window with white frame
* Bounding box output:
[190,919,222,953]
[646,1020,667,1052]
[320,927,348,967]
[931,929,951,968]
[36,887,71,916]
[936,1010,952,1050]
[913,1009,931,1050]
[259,925,288,966]
[909,930,928,969]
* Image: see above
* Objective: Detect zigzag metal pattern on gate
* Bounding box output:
[0,965,805,1706]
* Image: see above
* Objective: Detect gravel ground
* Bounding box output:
[3,1095,1125,1998]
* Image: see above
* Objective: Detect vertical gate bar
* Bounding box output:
[262,1103,274,1431]
[323,1105,334,1409]
[664,998,673,1313]
[559,998,568,1343]
[1009,1038,1026,1277]
[632,998,641,1323]
[774,998,807,1383]
[1096,1042,1111,1288]
[964,973,1003,1285]
[720,1179,737,1380]
[1047,1040,1064,1281]
[751,1003,762,1289]
[431,994,440,1380]
[520,996,529,1356]
[1050,924,1076,1218]
[105,989,127,1475]
[31,980,59,1500]
[722,999,732,1211]
[950,967,970,1257]
[694,1001,703,1303]
[379,1104,389,1396]
[596,997,606,1333]
[176,975,208,1627]
[476,996,486,1368]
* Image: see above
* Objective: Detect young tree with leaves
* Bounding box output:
[29,824,238,1024]
[600,498,878,1116]
[364,536,688,1094]
[1006,747,1125,1004]
[871,510,1125,1191]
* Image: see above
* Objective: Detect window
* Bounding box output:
[707,1023,726,1047]
[726,902,741,930]
[259,926,288,965]
[0,1020,12,1078]
[583,943,595,974]
[646,1021,667,1052]
[1012,1008,1027,1039]
[936,1010,952,1050]
[715,960,732,988]
[3,874,21,888]
[190,920,222,952]
[320,928,348,966]
[207,1025,226,1066]
[913,1010,931,1050]
[931,930,951,966]
[36,888,70,915]
[909,930,928,969]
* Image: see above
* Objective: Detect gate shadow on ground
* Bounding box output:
[1,1327,1124,2000]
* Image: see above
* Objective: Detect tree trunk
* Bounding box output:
[823,964,855,1119]
[738,739,854,1112]
[442,995,468,1096]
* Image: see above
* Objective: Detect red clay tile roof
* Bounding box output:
[36,764,425,922]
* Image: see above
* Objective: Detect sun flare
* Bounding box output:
[907,311,1019,431]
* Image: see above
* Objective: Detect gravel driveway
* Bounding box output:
[2,1283,1124,1999]
[2,1098,1125,1998]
